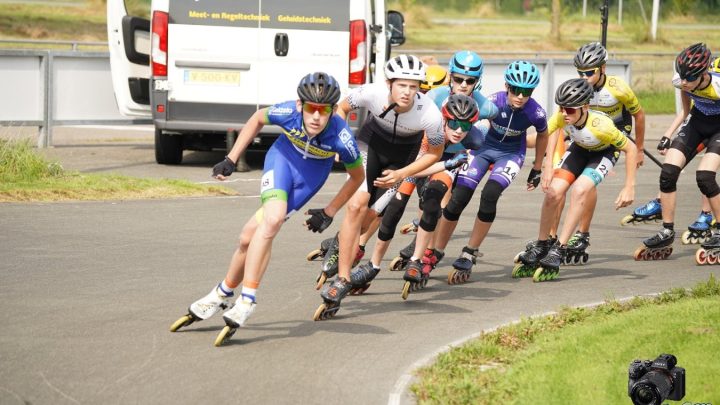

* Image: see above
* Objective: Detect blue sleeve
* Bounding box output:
[265,100,297,127]
[473,92,499,120]
[332,119,362,167]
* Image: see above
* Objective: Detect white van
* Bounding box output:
[107,0,405,165]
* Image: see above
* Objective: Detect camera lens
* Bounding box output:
[630,370,674,405]
[632,384,659,405]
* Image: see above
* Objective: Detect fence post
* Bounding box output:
[39,52,51,148]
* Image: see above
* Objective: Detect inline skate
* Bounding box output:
[315,235,340,289]
[348,262,380,295]
[533,243,565,282]
[695,232,720,265]
[448,246,478,285]
[400,249,442,300]
[389,236,416,271]
[306,235,336,261]
[399,218,420,234]
[511,239,552,278]
[681,211,714,245]
[621,198,662,226]
[214,297,256,347]
[313,277,352,321]
[563,231,590,265]
[170,284,235,332]
[633,228,674,260]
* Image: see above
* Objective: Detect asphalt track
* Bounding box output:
[1,119,718,405]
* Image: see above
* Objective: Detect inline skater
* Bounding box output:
[428,61,549,283]
[635,43,720,263]
[168,72,364,345]
[514,78,637,281]
[314,55,445,320]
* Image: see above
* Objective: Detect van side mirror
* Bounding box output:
[387,10,405,46]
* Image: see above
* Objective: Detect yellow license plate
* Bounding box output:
[184,70,241,86]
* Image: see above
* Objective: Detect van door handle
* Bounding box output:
[274,33,289,57]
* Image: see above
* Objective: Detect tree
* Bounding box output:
[551,0,562,42]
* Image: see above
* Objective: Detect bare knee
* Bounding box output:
[259,214,285,238]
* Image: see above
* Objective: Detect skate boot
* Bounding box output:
[448,246,478,285]
[349,261,380,295]
[621,198,662,226]
[315,235,340,289]
[695,231,720,265]
[389,235,416,271]
[563,231,590,265]
[681,211,714,245]
[214,297,256,347]
[512,239,552,278]
[306,235,336,261]
[521,235,557,256]
[313,277,352,321]
[633,228,675,261]
[400,260,424,300]
[399,218,420,234]
[170,284,235,332]
[534,243,565,282]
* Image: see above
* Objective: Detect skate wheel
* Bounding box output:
[315,272,328,290]
[306,248,324,262]
[399,223,417,234]
[214,325,237,347]
[313,303,339,321]
[401,281,412,300]
[681,231,692,245]
[350,284,371,296]
[696,249,707,265]
[532,267,546,282]
[620,215,634,226]
[447,270,457,284]
[581,253,589,264]
[708,252,718,265]
[169,314,195,332]
[420,278,428,288]
[389,256,405,272]
[511,263,524,278]
[633,247,646,261]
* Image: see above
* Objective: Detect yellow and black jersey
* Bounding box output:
[672,72,720,116]
[589,75,641,134]
[547,110,628,152]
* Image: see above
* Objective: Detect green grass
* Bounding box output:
[0,138,236,202]
[637,89,678,115]
[413,275,720,404]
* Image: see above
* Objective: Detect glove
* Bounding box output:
[305,208,333,233]
[527,168,542,189]
[444,153,468,170]
[212,156,236,177]
[657,136,671,152]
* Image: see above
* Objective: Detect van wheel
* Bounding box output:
[155,129,183,165]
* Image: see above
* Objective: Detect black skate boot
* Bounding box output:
[314,277,352,321]
[349,261,380,295]
[512,239,552,278]
[401,260,423,300]
[634,228,675,261]
[306,235,336,261]
[315,235,340,289]
[534,243,565,282]
[564,231,590,265]
[389,235,416,271]
[449,246,478,285]
[695,231,720,265]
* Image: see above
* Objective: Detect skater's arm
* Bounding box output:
[616,140,638,210]
[413,152,469,178]
[659,93,691,156]
[540,129,561,192]
[533,128,549,172]
[374,143,443,188]
[335,98,353,120]
[631,107,646,168]
[322,165,365,217]
[214,109,268,180]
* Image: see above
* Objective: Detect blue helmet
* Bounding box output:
[448,51,484,79]
[504,61,541,89]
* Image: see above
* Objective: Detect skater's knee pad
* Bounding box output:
[697,170,720,198]
[419,180,448,232]
[659,164,682,193]
[477,180,504,223]
[378,194,410,241]
[443,186,474,222]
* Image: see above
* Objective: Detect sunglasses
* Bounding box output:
[508,85,534,97]
[451,76,477,86]
[447,119,473,132]
[577,67,599,77]
[302,102,333,116]
[681,73,700,82]
[560,106,579,114]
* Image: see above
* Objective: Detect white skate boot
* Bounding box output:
[189,284,235,320]
[215,299,256,347]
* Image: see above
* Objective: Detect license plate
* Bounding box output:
[184,70,241,86]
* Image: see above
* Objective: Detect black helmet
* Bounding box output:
[573,42,608,69]
[554,78,593,107]
[297,72,342,105]
[442,94,479,122]
[675,43,711,80]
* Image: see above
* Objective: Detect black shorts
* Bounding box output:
[555,143,619,186]
[671,108,720,161]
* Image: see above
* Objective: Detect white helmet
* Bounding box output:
[384,54,426,82]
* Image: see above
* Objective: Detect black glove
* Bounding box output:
[212,156,236,177]
[305,208,333,233]
[527,168,542,189]
[444,152,468,170]
[657,136,671,152]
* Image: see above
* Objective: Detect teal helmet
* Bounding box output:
[504,60,541,89]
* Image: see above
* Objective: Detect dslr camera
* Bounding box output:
[628,354,685,405]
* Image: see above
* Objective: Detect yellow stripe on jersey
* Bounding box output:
[547,110,627,152]
[282,129,336,159]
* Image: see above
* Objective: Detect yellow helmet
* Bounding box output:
[711,56,720,73]
[420,65,448,93]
